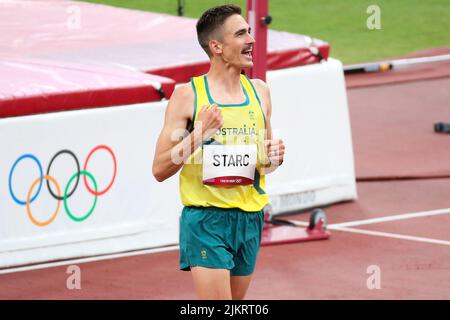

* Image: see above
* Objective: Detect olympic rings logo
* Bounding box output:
[8,145,117,227]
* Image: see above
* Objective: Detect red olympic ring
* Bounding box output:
[83,145,117,196]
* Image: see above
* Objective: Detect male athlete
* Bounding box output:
[152,4,285,300]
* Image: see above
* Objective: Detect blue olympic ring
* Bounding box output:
[9,154,43,205]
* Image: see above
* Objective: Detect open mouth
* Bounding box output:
[241,48,253,59]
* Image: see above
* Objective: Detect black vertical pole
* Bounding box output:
[177,0,185,16]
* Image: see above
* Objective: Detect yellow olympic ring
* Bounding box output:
[26,175,61,227]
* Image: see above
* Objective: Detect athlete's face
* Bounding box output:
[213,14,255,68]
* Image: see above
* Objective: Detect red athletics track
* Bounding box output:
[1,48,450,299]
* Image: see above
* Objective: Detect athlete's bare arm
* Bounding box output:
[152,84,223,182]
[251,79,285,174]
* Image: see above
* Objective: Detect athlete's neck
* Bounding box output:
[206,59,242,95]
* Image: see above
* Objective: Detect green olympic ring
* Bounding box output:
[64,171,98,222]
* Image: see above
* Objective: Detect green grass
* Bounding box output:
[81,0,450,64]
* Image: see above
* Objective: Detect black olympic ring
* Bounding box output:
[46,149,80,201]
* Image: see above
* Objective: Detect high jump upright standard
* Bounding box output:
[246,0,269,81]
[246,0,330,245]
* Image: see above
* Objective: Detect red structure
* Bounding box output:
[246,0,270,81]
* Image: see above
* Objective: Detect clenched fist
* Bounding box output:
[266,139,285,166]
[196,104,224,140]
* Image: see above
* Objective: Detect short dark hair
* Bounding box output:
[196,4,242,57]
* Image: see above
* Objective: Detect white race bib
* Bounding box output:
[202,144,257,185]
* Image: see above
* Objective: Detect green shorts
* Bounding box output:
[179,206,265,276]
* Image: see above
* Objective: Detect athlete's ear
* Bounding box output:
[209,39,223,55]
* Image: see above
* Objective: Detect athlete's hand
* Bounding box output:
[196,104,224,140]
[266,139,285,166]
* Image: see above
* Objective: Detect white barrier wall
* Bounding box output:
[0,58,356,267]
[267,58,357,214]
[0,102,181,267]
